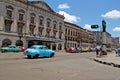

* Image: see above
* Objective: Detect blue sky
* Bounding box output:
[29,0,120,37]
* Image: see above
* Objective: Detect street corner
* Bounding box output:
[93,57,120,68]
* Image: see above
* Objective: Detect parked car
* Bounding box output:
[76,47,82,53]
[0,45,21,53]
[65,48,71,52]
[23,45,55,59]
[81,47,88,52]
[65,47,77,53]
[18,46,27,52]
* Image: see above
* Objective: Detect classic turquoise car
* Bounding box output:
[23,45,55,59]
[0,45,21,53]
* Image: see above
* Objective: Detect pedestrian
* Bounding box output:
[99,46,102,57]
[95,46,100,57]
[114,49,118,56]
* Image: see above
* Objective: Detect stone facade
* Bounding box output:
[0,0,65,51]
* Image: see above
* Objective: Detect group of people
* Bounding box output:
[95,45,120,57]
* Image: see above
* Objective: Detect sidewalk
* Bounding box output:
[94,52,120,68]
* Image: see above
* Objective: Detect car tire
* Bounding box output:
[50,53,54,57]
[1,50,6,53]
[27,55,34,59]
[35,54,39,58]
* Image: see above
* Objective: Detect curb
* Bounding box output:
[94,58,120,68]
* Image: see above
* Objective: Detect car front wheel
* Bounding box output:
[50,53,54,57]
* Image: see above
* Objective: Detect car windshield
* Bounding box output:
[30,46,36,49]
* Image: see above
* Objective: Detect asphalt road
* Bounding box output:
[0,52,120,80]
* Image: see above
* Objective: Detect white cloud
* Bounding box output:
[113,27,120,32]
[58,11,80,23]
[83,24,92,30]
[101,10,120,19]
[58,3,70,9]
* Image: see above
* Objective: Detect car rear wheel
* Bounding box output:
[27,55,34,59]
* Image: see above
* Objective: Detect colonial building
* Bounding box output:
[64,22,94,48]
[0,0,65,50]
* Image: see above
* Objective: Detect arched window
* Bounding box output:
[2,39,12,47]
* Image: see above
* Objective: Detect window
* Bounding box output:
[65,28,67,34]
[30,16,35,23]
[59,23,62,30]
[39,16,44,25]
[7,10,12,18]
[46,30,50,37]
[53,21,57,29]
[59,32,62,39]
[6,5,13,19]
[53,32,56,38]
[46,18,51,27]
[38,27,43,36]
[17,25,23,34]
[5,20,12,32]
[18,9,25,21]
[19,13,24,21]
[29,26,35,35]
[30,13,36,24]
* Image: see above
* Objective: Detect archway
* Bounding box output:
[58,44,62,50]
[2,38,12,47]
[37,41,43,45]
[16,40,23,46]
[28,41,34,48]
[52,44,56,50]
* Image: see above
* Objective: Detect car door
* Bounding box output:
[43,47,51,56]
[39,46,46,57]
[9,46,13,52]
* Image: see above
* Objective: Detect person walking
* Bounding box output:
[95,46,100,57]
[99,46,102,57]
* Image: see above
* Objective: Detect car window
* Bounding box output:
[40,47,44,50]
[30,47,36,49]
